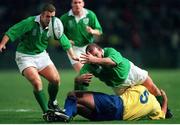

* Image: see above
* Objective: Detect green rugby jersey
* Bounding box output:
[80,48,130,87]
[6,16,71,55]
[60,9,102,47]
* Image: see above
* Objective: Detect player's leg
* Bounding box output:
[142,76,161,96]
[123,62,161,97]
[142,76,173,118]
[72,61,83,72]
[127,62,172,118]
[143,78,173,118]
[23,67,48,113]
[15,51,63,122]
[39,64,62,112]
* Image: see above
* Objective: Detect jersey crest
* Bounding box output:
[83,18,89,25]
[68,20,74,28]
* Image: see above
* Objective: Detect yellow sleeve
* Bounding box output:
[148,110,165,120]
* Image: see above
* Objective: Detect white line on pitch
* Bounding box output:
[0,109,40,112]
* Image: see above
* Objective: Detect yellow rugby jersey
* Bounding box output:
[120,85,165,120]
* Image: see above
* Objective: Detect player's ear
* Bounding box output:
[98,48,102,52]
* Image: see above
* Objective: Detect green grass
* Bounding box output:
[0,69,180,123]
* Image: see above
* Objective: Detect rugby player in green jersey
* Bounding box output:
[0,4,78,122]
[60,0,102,90]
[76,43,173,119]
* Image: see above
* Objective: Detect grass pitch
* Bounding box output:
[0,69,179,123]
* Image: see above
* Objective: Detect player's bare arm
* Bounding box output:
[0,35,9,52]
[86,26,102,36]
[80,52,116,67]
[161,89,168,114]
[75,73,94,85]
[67,47,79,61]
[69,40,75,46]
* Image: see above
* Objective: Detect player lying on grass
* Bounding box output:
[57,85,167,122]
[76,43,172,118]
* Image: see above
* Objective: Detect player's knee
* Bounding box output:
[32,80,42,91]
[50,76,60,85]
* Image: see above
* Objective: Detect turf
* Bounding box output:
[0,69,179,123]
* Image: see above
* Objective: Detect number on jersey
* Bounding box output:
[140,90,149,104]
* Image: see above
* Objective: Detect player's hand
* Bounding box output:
[0,35,9,52]
[80,52,98,64]
[75,73,94,84]
[71,56,79,61]
[0,44,6,52]
[67,47,79,61]
[86,26,94,34]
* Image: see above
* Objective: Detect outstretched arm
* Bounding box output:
[0,35,9,52]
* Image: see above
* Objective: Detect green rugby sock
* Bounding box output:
[48,83,59,102]
[33,90,48,113]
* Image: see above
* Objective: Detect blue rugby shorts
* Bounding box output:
[90,92,123,121]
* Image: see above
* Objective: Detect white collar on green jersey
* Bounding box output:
[68,8,89,23]
[68,8,88,18]
[35,15,41,24]
[35,15,48,30]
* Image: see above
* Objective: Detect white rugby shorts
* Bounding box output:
[67,45,87,65]
[15,51,53,73]
[113,62,148,95]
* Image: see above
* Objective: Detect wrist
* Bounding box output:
[92,57,101,64]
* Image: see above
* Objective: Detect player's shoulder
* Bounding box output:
[19,16,36,25]
[60,12,69,19]
[103,48,119,58]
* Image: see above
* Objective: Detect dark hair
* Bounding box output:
[86,43,102,53]
[41,3,56,12]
